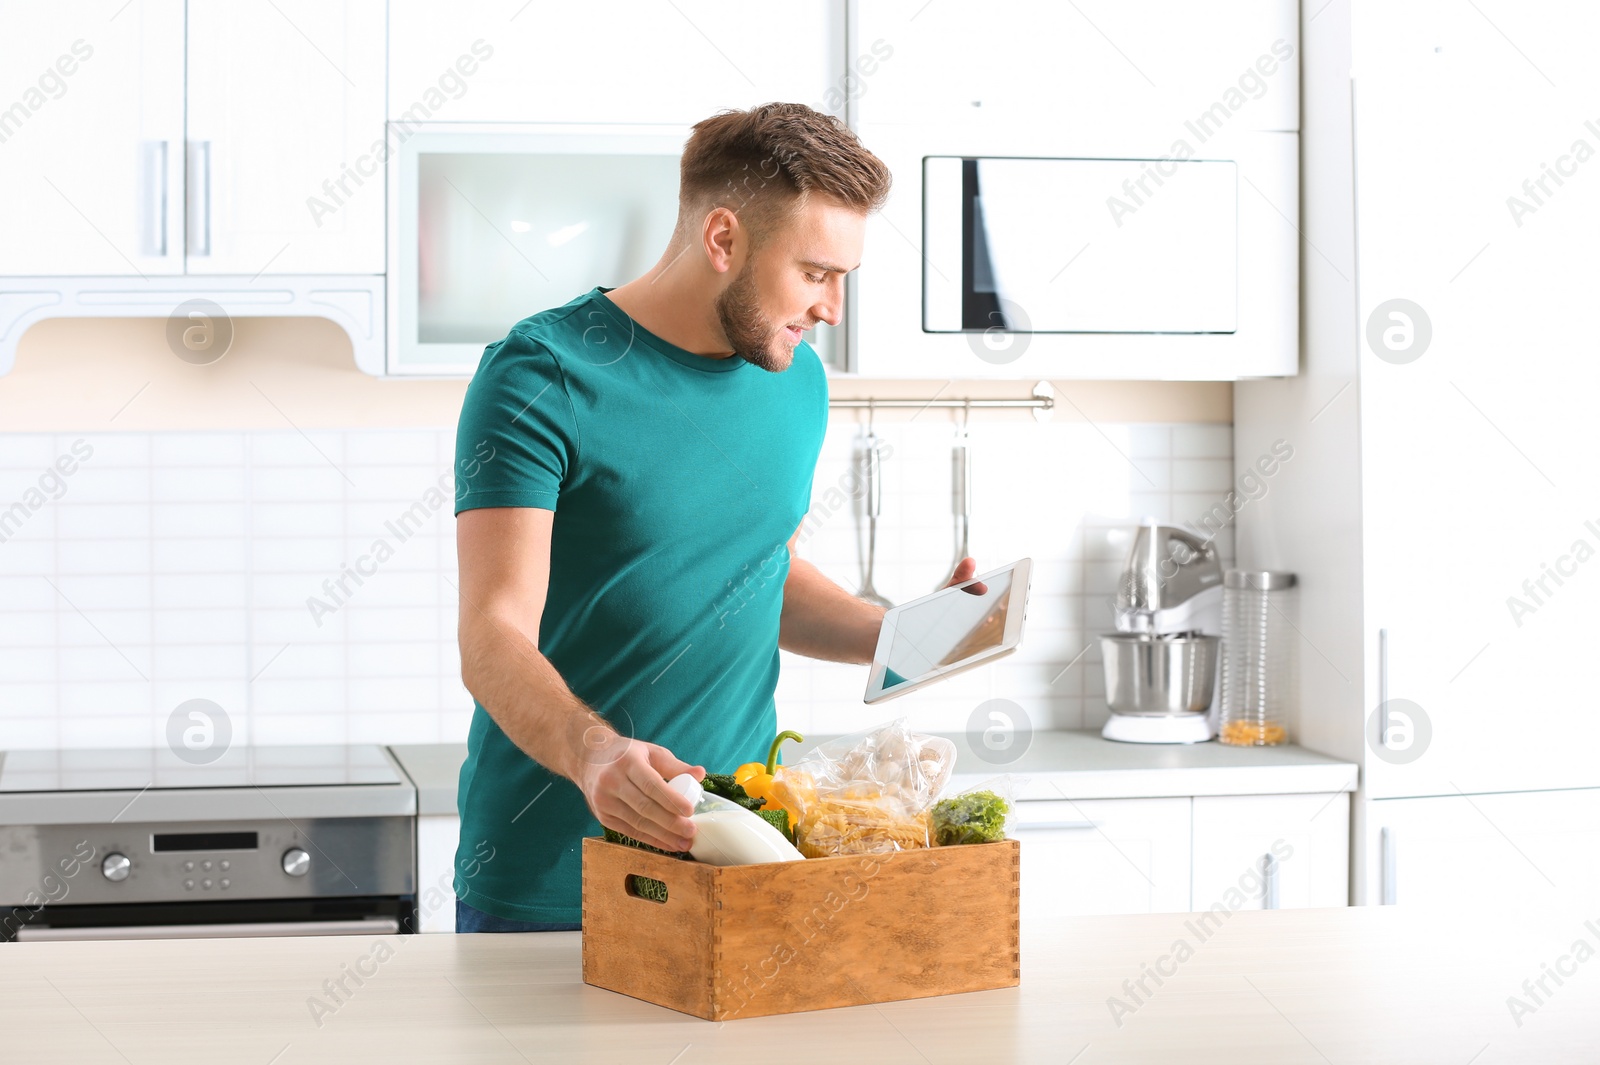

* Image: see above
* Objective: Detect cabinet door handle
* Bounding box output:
[1379,826,1397,905]
[1262,852,1280,910]
[187,140,211,257]
[1378,627,1389,744]
[142,140,168,257]
[951,413,971,567]
[1013,821,1095,832]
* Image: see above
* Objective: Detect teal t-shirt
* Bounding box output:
[451,286,828,923]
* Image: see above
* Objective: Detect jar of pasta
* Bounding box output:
[1218,570,1297,746]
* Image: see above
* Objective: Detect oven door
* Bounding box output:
[0,815,417,942]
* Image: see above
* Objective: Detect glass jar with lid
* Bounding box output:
[1217,570,1297,746]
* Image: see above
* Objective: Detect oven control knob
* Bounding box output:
[101,853,131,882]
[281,848,311,877]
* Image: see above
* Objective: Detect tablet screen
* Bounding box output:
[879,567,1016,691]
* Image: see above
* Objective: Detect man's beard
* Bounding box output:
[714,261,792,373]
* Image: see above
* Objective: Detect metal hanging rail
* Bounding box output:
[827,381,1055,421]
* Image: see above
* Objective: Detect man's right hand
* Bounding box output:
[574,731,704,853]
[456,508,705,853]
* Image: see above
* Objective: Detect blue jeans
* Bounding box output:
[454,897,581,933]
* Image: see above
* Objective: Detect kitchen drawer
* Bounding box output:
[1191,793,1348,911]
[1359,789,1600,910]
[1013,797,1191,923]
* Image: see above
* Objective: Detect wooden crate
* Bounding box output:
[581,835,1020,1020]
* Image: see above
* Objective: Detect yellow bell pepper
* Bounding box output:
[735,730,804,829]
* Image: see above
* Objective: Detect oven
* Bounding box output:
[0,746,416,942]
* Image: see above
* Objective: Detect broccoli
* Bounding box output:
[700,773,764,811]
[706,774,794,843]
[755,806,791,843]
[931,790,1011,846]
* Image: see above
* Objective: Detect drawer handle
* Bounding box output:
[1379,827,1397,905]
[1013,821,1096,831]
[1378,628,1389,743]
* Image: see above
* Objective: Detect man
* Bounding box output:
[450,102,981,931]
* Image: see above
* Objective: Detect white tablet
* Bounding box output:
[863,558,1033,704]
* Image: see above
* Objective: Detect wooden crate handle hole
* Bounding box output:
[623,873,669,904]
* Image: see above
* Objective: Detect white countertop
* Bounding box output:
[813,729,1357,800]
[3,906,1589,1062]
[388,731,1357,815]
[387,743,467,816]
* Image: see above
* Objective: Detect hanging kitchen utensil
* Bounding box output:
[939,401,973,590]
[857,403,893,608]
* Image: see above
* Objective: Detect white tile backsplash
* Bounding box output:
[786,418,1235,739]
[0,421,1234,750]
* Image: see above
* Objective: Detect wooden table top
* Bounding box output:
[2,904,1595,1063]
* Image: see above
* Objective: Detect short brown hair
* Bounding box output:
[675,102,891,247]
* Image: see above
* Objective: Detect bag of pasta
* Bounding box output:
[770,719,957,858]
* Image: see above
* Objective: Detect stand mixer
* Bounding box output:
[1100,521,1224,744]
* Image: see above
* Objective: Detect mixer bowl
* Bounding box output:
[1100,633,1220,717]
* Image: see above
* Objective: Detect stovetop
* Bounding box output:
[0,745,417,828]
[0,745,402,793]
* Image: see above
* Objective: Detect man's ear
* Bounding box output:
[702,206,740,274]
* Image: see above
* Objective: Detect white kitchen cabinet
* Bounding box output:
[1359,790,1600,913]
[0,1,387,375]
[1014,798,1191,925]
[854,0,1299,134]
[1346,0,1600,801]
[388,1,846,126]
[1234,0,1600,900]
[0,1,185,276]
[1017,787,1355,924]
[1191,793,1349,910]
[0,0,383,279]
[843,0,1300,379]
[415,814,461,933]
[185,0,386,275]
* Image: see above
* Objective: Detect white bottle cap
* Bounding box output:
[665,772,702,808]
